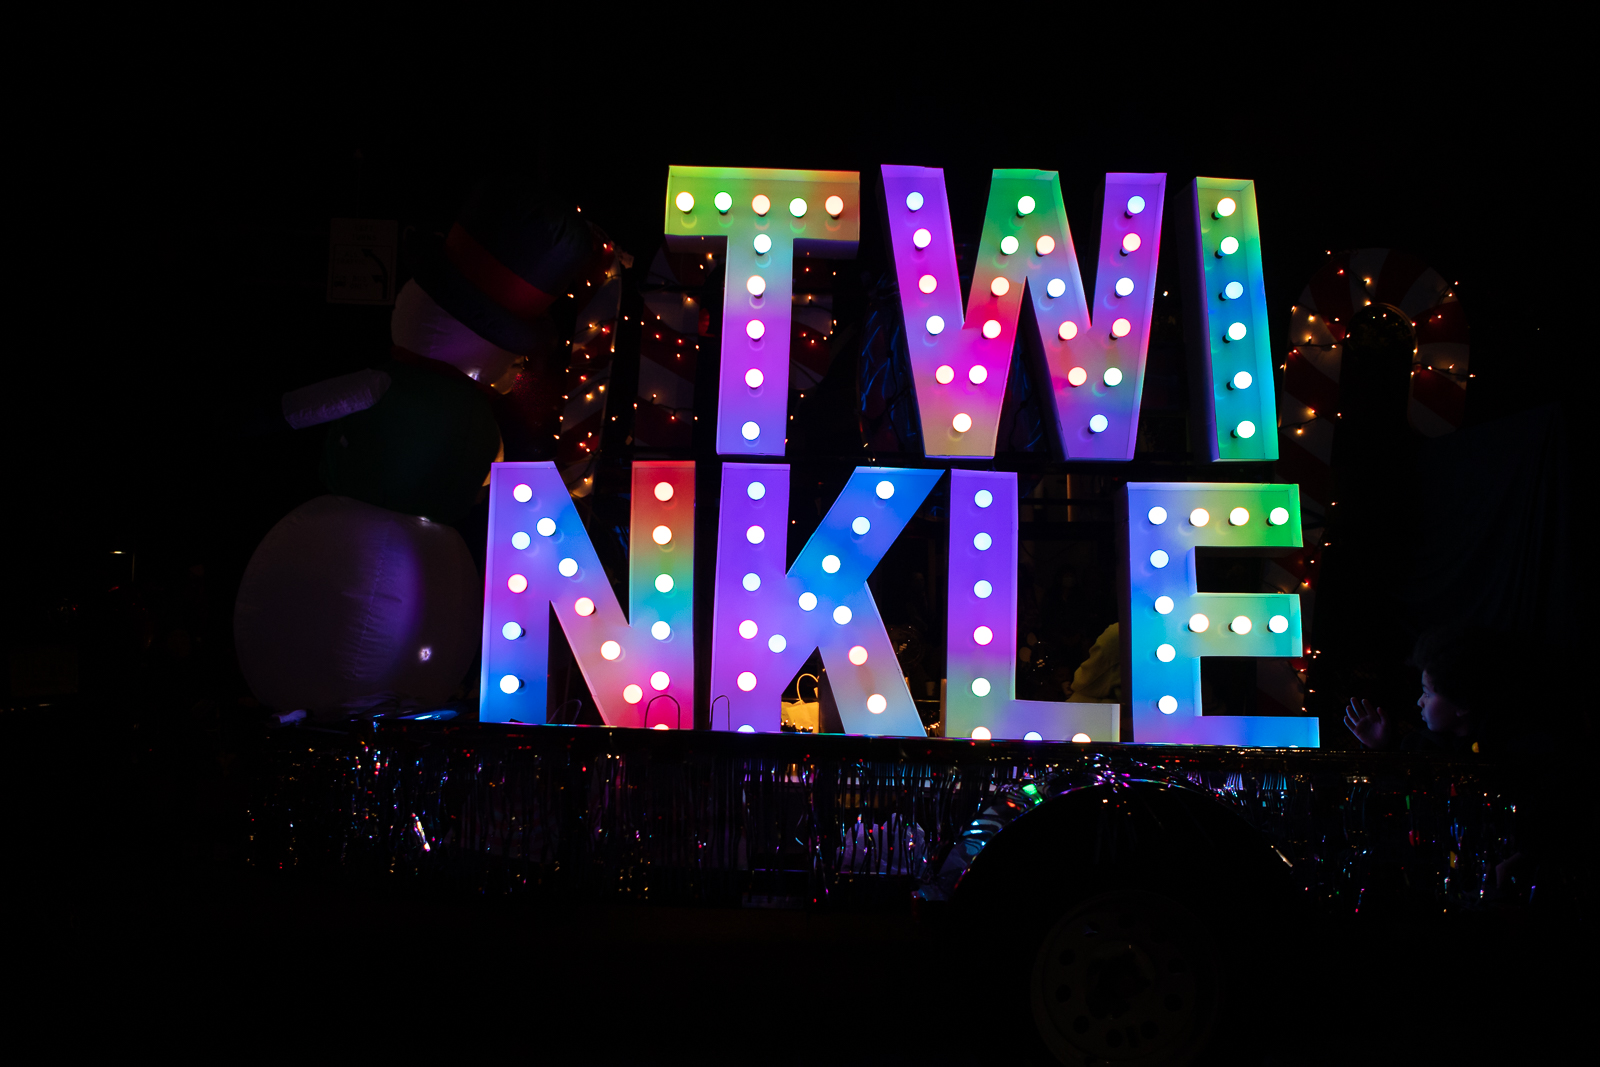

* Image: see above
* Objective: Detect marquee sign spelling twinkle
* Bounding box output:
[476,162,1323,748]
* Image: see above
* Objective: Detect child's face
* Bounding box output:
[1418,671,1469,734]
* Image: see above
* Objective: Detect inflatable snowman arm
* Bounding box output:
[281,368,393,429]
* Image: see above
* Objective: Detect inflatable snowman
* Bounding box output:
[235,173,615,716]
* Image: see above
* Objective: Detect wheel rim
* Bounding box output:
[1030,891,1217,1065]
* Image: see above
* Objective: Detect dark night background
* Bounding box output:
[8,21,1584,1062]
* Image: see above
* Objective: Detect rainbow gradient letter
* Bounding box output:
[944,470,1120,742]
[710,464,941,735]
[480,461,694,728]
[664,166,860,457]
[1123,482,1317,746]
[1183,179,1278,462]
[880,166,1166,460]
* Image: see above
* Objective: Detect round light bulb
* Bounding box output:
[500,675,521,694]
[973,625,994,646]
[558,557,578,577]
[1036,235,1055,256]
[1016,195,1036,216]
[1154,596,1174,615]
[1234,421,1257,439]
[1150,549,1169,568]
[825,195,844,217]
[624,684,643,704]
[851,516,870,535]
[1215,197,1237,218]
[753,233,772,254]
[974,579,993,598]
[1103,367,1123,387]
[738,619,758,639]
[1115,276,1135,297]
[971,678,992,697]
[799,592,817,611]
[1000,235,1019,255]
[971,726,992,740]
[1047,278,1066,298]
[745,525,764,544]
[747,274,766,296]
[1126,195,1146,215]
[1226,322,1248,342]
[1122,233,1142,254]
[742,573,760,591]
[849,645,869,666]
[1067,366,1087,386]
[746,319,765,340]
[1158,695,1178,714]
[502,621,523,640]
[745,368,764,389]
[953,412,972,432]
[906,191,924,211]
[918,274,937,294]
[973,532,992,550]
[747,481,766,500]
[1148,507,1168,525]
[537,517,557,536]
[1269,507,1289,526]
[714,191,732,213]
[935,364,955,384]
[913,228,931,249]
[1059,321,1079,341]
[875,480,894,499]
[1232,371,1253,390]
[512,531,531,550]
[1229,507,1249,526]
[752,194,770,216]
[653,525,672,545]
[675,191,694,213]
[822,554,841,573]
[1269,615,1289,634]
[1219,236,1239,255]
[507,574,527,593]
[1224,281,1244,300]
[1230,616,1252,635]
[652,621,671,640]
[990,277,1010,297]
[650,671,670,690]
[926,314,945,335]
[513,483,533,503]
[1156,644,1176,662]
[654,481,674,502]
[575,597,596,616]
[1111,318,1132,338]
[789,197,807,218]
[1089,414,1108,433]
[738,671,757,691]
[867,693,887,714]
[768,634,787,652]
[969,365,988,384]
[975,490,993,507]
[1188,614,1210,633]
[832,605,852,625]
[601,640,621,660]
[655,573,674,593]
[1190,508,1210,526]
[741,421,760,441]
[982,320,1001,339]
[737,724,755,733]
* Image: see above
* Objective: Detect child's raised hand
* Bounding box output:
[1343,697,1393,749]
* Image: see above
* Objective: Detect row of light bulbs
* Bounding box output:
[675,191,846,219]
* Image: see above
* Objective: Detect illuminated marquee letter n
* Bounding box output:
[1123,482,1318,747]
[880,166,1166,460]
[664,166,860,457]
[710,464,941,735]
[480,461,694,728]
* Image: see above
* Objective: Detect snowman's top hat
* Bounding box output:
[415,170,611,355]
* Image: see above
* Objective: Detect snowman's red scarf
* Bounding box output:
[389,345,499,398]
